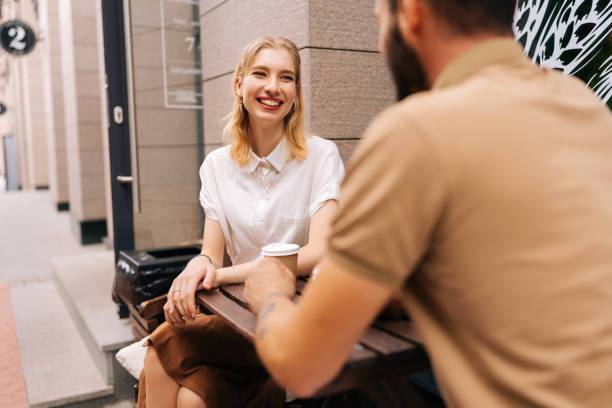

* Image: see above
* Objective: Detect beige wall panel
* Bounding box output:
[73,45,101,72]
[333,139,360,165]
[202,73,233,145]
[72,17,98,46]
[77,123,106,150]
[199,0,308,80]
[204,143,223,156]
[81,199,107,220]
[43,0,69,204]
[137,145,200,187]
[75,71,102,97]
[75,96,102,124]
[132,68,201,107]
[71,0,96,18]
[133,86,163,109]
[300,49,312,132]
[63,95,78,130]
[65,137,84,218]
[134,187,202,249]
[133,67,163,98]
[134,218,201,249]
[131,0,161,30]
[307,48,395,140]
[134,107,200,147]
[200,0,226,14]
[140,183,200,205]
[132,30,163,73]
[309,0,378,51]
[81,168,106,196]
[23,48,50,188]
[59,0,106,223]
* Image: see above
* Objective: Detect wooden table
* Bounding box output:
[196,278,431,397]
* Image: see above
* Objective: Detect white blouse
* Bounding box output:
[199,136,345,266]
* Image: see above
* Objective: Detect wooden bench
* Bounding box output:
[197,278,431,398]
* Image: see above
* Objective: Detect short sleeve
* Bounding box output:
[199,154,221,221]
[309,141,345,217]
[327,108,447,288]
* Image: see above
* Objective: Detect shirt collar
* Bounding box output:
[433,38,526,90]
[246,136,290,174]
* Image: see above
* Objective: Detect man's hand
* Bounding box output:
[164,256,216,326]
[244,257,296,314]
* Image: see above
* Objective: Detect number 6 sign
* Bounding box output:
[0,20,37,56]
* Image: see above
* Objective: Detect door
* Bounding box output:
[101,0,135,262]
[101,0,204,257]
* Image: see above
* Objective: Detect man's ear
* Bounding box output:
[397,0,423,43]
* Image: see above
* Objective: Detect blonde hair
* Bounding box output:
[223,37,308,165]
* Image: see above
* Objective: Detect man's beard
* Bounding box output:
[385,25,429,101]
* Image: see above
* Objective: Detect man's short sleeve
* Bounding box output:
[328,107,446,288]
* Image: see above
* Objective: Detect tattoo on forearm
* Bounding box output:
[259,300,277,322]
[256,292,288,339]
[257,302,275,339]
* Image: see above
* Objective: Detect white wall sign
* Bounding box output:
[160,0,203,109]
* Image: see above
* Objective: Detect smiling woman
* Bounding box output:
[226,37,308,166]
[132,36,345,408]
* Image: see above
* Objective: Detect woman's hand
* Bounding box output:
[164,256,217,326]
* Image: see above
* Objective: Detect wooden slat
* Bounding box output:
[131,324,147,341]
[373,319,424,345]
[196,289,256,341]
[129,315,149,340]
[219,285,247,308]
[138,294,167,319]
[127,302,160,332]
[220,280,306,308]
[360,326,417,355]
[317,346,430,396]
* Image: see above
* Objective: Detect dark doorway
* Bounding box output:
[100,0,135,263]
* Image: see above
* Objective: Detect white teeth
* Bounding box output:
[259,99,280,107]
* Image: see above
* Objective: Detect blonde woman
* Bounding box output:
[138,37,345,408]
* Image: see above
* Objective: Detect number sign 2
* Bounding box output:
[0,20,37,56]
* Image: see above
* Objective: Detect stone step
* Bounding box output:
[51,251,134,386]
[10,278,114,407]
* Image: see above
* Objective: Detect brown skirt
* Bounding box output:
[137,314,285,408]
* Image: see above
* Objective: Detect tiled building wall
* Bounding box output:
[58,0,106,241]
[18,2,49,189]
[41,0,69,208]
[198,0,395,163]
[129,0,204,249]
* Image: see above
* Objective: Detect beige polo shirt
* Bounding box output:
[328,38,612,408]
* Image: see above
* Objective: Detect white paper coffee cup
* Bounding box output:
[261,243,299,275]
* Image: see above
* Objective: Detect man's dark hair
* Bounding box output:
[389,0,516,35]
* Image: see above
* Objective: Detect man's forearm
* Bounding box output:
[253,294,305,389]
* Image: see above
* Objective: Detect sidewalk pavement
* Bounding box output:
[0,190,132,407]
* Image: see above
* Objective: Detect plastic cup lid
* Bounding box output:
[261,243,300,256]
